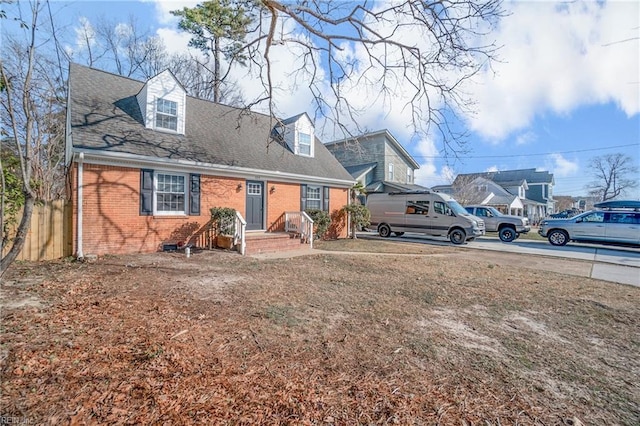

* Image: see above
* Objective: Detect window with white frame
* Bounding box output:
[306,185,322,210]
[388,163,394,181]
[155,173,186,214]
[406,168,413,184]
[155,98,178,131]
[298,132,312,156]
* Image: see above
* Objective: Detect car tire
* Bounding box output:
[548,229,569,246]
[449,229,466,245]
[498,227,516,242]
[394,232,405,237]
[378,224,392,238]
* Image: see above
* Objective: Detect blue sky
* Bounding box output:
[6,0,640,198]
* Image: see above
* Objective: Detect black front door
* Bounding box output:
[245,181,264,230]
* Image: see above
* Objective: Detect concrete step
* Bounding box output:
[243,232,306,255]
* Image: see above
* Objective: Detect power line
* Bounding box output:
[411,143,640,159]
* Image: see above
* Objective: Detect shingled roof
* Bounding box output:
[454,168,554,186]
[68,63,354,184]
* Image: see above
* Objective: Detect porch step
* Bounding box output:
[243,232,306,255]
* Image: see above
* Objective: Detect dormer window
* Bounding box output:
[156,98,178,131]
[136,69,186,135]
[279,113,315,157]
[298,132,311,156]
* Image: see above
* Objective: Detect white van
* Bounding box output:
[366,191,485,244]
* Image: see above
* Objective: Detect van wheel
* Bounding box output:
[394,232,405,237]
[378,224,392,238]
[498,227,516,242]
[449,229,466,245]
[548,229,569,246]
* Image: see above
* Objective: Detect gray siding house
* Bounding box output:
[325,130,427,194]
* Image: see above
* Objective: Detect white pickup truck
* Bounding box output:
[464,205,531,242]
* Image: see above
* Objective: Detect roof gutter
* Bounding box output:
[71,148,356,188]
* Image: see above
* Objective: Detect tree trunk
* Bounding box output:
[214,36,221,103]
[0,194,35,276]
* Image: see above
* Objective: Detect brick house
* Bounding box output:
[65,64,354,257]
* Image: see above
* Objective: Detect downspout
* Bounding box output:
[76,152,84,260]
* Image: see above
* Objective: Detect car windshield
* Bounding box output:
[447,200,469,216]
[487,207,503,216]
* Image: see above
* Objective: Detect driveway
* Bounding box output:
[356,232,640,287]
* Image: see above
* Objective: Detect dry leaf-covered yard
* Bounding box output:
[1,239,638,425]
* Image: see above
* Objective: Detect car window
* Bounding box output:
[407,200,429,215]
[434,201,452,216]
[607,212,639,224]
[582,212,604,223]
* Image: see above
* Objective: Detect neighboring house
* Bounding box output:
[65,64,354,256]
[324,130,428,197]
[446,168,555,223]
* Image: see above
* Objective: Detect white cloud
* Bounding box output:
[546,153,579,177]
[464,0,640,141]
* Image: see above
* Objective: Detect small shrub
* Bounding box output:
[305,209,331,240]
[342,204,370,239]
[210,207,236,235]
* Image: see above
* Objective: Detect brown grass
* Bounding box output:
[1,240,638,424]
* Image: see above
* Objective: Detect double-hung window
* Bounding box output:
[155,173,186,214]
[301,184,329,212]
[140,170,200,216]
[388,163,394,181]
[156,98,178,131]
[298,132,312,156]
[306,186,322,210]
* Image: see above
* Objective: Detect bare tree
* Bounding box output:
[72,14,153,78]
[586,153,638,201]
[226,0,504,150]
[451,174,485,205]
[1,0,66,275]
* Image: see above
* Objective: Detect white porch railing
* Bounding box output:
[285,211,314,249]
[234,211,247,255]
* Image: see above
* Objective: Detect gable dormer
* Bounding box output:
[136,70,186,135]
[280,113,315,157]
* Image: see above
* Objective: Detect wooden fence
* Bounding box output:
[2,200,73,261]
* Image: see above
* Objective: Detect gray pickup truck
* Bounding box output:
[464,205,531,242]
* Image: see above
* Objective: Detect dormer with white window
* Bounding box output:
[280,113,315,157]
[136,70,186,135]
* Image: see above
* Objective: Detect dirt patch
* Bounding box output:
[1,242,638,424]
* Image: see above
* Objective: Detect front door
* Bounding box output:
[245,181,264,230]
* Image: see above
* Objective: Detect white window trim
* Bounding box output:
[388,163,394,181]
[297,131,313,157]
[153,171,188,216]
[406,168,412,184]
[306,185,322,210]
[155,97,179,133]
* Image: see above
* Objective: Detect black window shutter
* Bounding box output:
[140,169,154,215]
[300,184,307,211]
[323,186,330,212]
[189,174,200,215]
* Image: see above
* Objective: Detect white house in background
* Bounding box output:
[435,168,555,224]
